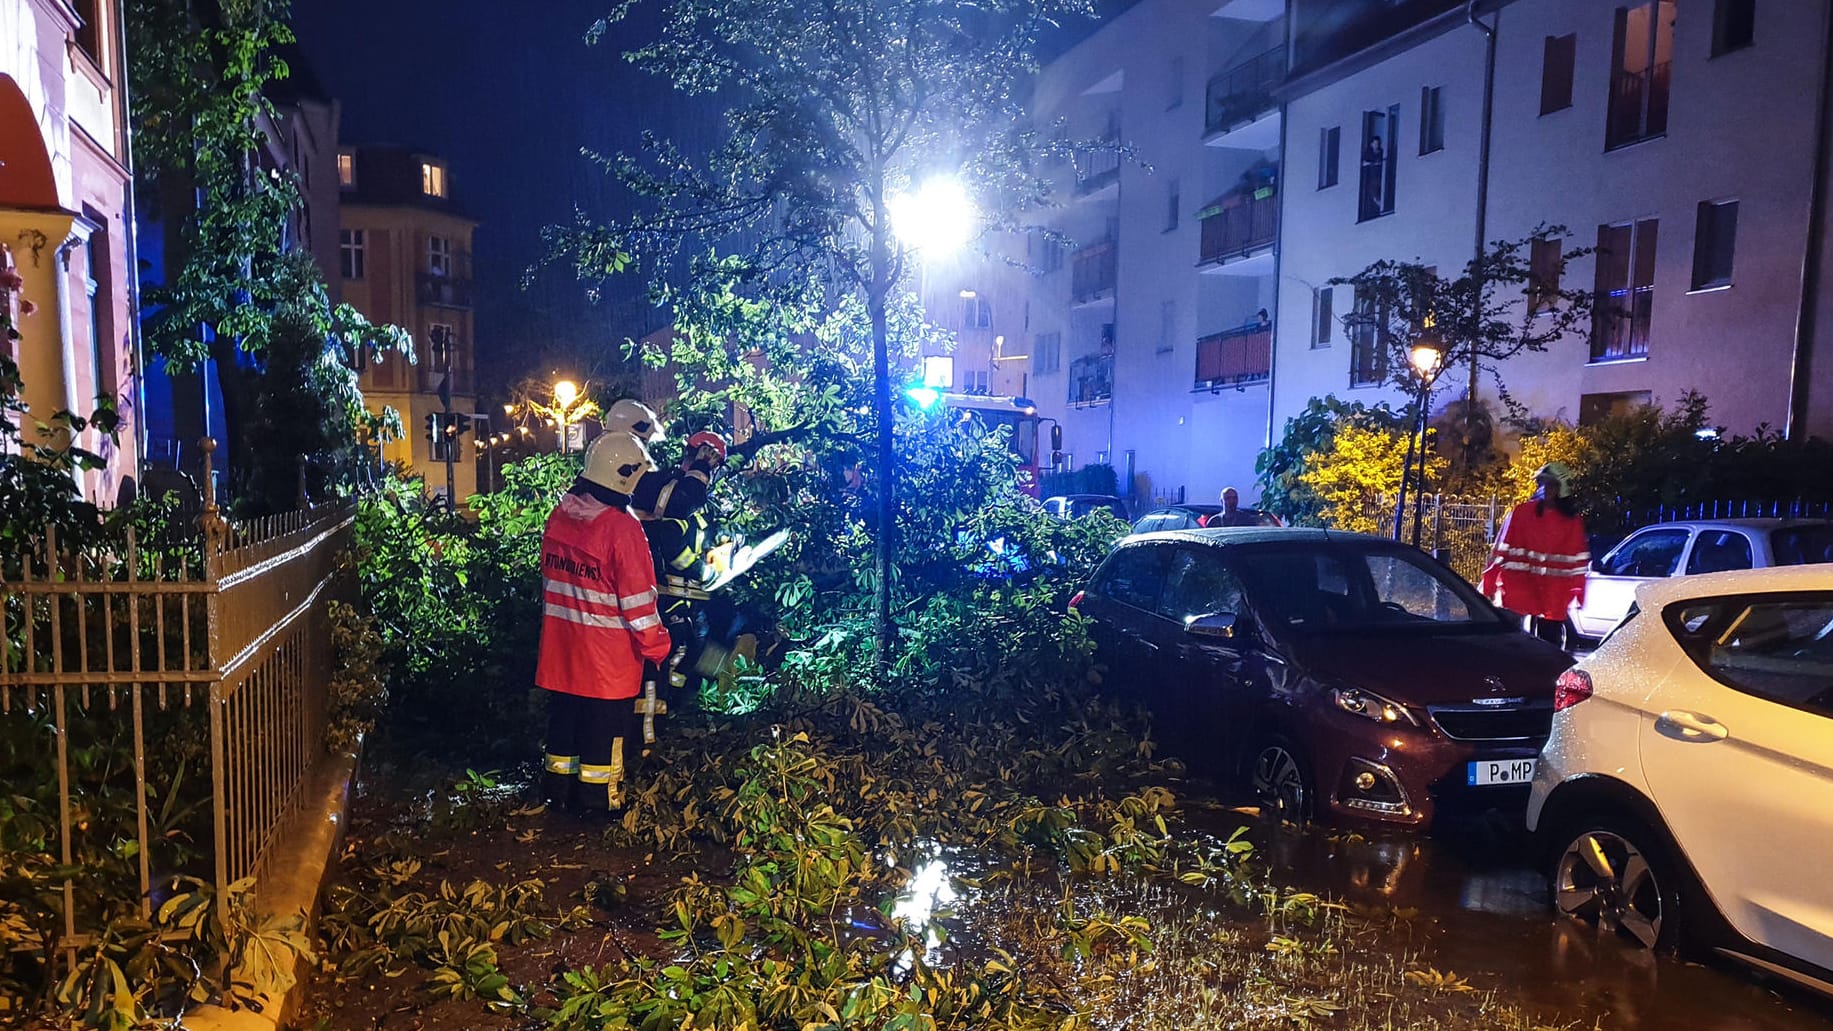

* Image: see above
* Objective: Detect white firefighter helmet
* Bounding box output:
[582,431,656,494]
[605,398,664,442]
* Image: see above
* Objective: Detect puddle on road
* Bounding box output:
[1218,807,1833,1031]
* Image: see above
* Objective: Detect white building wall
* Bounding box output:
[1024,0,1285,507]
[1275,0,1833,442]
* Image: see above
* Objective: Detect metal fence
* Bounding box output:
[1,445,353,945]
[1348,493,1503,583]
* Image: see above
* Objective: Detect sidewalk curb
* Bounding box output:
[181,750,359,1031]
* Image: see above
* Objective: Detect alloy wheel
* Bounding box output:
[1252,744,1308,821]
[1553,829,1665,950]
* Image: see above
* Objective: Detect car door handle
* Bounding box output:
[1656,711,1729,743]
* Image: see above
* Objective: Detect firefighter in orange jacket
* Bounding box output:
[536,431,674,811]
[1480,462,1589,647]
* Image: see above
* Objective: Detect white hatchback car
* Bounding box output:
[1567,519,1833,640]
[1528,565,1833,996]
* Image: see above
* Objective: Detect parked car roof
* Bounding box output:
[1123,526,1365,547]
[1633,562,1833,608]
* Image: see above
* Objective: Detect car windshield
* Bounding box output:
[1234,545,1503,633]
[1071,498,1125,519]
[1772,525,1833,566]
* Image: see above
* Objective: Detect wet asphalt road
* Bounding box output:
[1232,809,1833,1030]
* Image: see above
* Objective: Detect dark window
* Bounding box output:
[1419,86,1445,155]
[1592,218,1658,361]
[83,231,105,397]
[1541,33,1577,114]
[1033,332,1061,374]
[1686,531,1754,574]
[1159,549,1249,624]
[1773,526,1833,565]
[1607,2,1676,150]
[1691,199,1739,289]
[1359,105,1400,221]
[339,229,365,280]
[1529,236,1562,313]
[1318,126,1341,189]
[1167,56,1185,109]
[1036,234,1064,273]
[1601,528,1689,577]
[1578,390,1653,425]
[1712,0,1756,55]
[73,0,102,65]
[1165,178,1181,232]
[1096,546,1168,611]
[1664,594,1833,720]
[1349,292,1388,386]
[960,294,992,329]
[1311,286,1334,348]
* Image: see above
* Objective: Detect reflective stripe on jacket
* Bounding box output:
[1479,501,1590,620]
[535,492,674,700]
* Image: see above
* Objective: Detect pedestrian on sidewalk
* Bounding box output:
[1480,463,1589,648]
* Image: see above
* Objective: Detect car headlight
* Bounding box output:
[1330,687,1418,726]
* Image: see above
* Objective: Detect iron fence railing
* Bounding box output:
[1067,353,1114,407]
[1,440,354,946]
[1198,190,1278,265]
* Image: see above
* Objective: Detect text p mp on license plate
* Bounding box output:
[1467,758,1536,786]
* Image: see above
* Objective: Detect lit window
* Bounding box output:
[421,161,448,198]
[337,151,355,188]
[1606,2,1676,150]
[922,355,954,388]
[340,229,366,279]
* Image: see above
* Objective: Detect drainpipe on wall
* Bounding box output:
[117,0,149,487]
[1265,5,1294,451]
[1787,0,1833,439]
[1466,0,1497,415]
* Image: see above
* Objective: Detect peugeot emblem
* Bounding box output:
[1482,675,1507,692]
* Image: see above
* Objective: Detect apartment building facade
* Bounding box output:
[337,144,485,501]
[1,0,140,504]
[991,0,1833,508]
[1275,0,1833,443]
[1021,0,1289,504]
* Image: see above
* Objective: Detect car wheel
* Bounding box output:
[1251,739,1314,824]
[1549,816,1685,952]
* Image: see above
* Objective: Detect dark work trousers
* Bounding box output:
[542,690,642,811]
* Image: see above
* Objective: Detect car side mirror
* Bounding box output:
[1186,612,1246,641]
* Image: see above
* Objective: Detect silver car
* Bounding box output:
[1567,519,1833,640]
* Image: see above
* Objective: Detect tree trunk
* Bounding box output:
[868,168,895,673]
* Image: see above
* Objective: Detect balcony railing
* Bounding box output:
[417,272,475,309]
[1198,188,1278,265]
[1075,137,1122,196]
[1194,325,1271,388]
[1071,239,1118,304]
[1205,46,1286,136]
[1606,61,1670,149]
[1068,353,1113,407]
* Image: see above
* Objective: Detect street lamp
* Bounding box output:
[874,175,977,666]
[1394,325,1447,544]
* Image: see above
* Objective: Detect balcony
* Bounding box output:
[1194,325,1271,390]
[1071,239,1118,305]
[1606,61,1670,150]
[1197,187,1278,274]
[1203,47,1285,149]
[1068,353,1113,408]
[417,272,474,309]
[1074,137,1122,200]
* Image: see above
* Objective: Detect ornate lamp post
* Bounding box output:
[1394,326,1447,544]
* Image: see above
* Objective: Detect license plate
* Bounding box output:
[1467,758,1536,786]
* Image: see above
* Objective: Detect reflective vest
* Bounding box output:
[535,492,674,700]
[1480,501,1590,620]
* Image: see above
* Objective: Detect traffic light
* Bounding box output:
[452,413,473,437]
[424,413,439,442]
[1050,424,1064,467]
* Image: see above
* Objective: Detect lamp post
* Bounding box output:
[1394,330,1446,543]
[430,327,456,505]
[876,176,976,665]
[554,380,580,454]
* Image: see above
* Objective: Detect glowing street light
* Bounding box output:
[554,379,580,409]
[888,177,977,257]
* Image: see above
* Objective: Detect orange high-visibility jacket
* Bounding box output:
[535,491,673,700]
[1479,501,1590,620]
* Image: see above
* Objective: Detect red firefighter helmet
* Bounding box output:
[685,430,728,465]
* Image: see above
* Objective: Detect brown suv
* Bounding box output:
[1072,528,1575,828]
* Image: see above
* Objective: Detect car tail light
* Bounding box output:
[1068,591,1085,611]
[1553,669,1593,712]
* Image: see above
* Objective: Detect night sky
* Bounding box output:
[293,1,1134,376]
